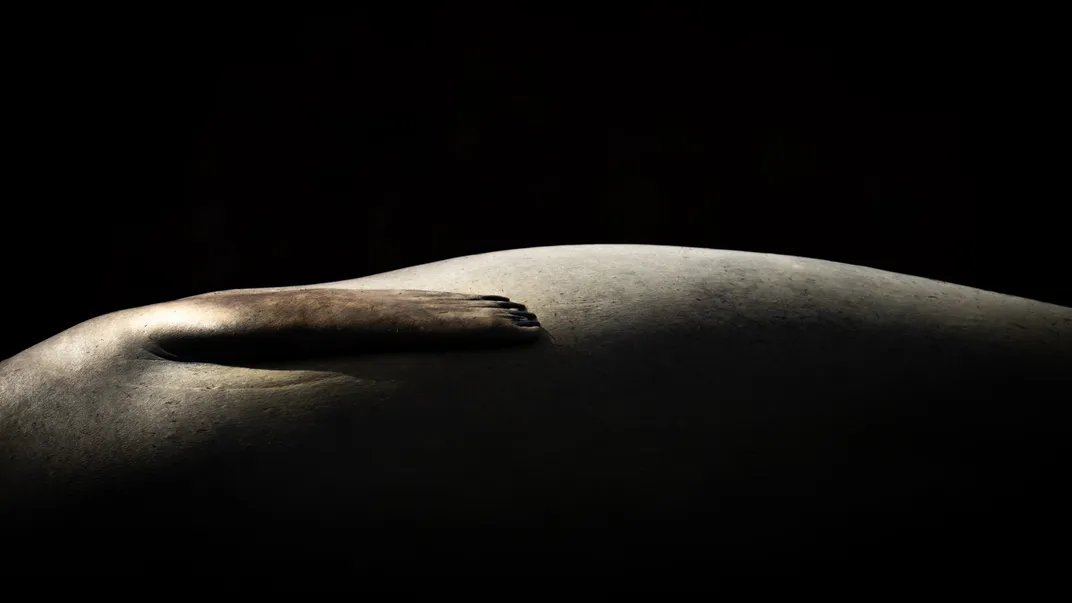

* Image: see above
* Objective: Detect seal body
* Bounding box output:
[2,244,1070,576]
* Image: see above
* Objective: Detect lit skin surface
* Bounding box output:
[1,244,1069,577]
[1,288,541,505]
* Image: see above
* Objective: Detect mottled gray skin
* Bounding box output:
[2,244,1070,576]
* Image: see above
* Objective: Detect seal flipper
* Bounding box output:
[143,288,541,365]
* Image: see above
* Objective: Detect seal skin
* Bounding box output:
[1,244,1070,578]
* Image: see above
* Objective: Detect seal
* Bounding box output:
[2,244,1070,578]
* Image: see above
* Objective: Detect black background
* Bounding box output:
[5,9,1066,360]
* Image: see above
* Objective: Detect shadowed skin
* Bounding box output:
[1,244,1070,579]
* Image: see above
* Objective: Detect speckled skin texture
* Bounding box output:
[2,244,1069,576]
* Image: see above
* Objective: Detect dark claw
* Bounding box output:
[494,301,528,310]
[509,311,538,320]
[479,295,511,302]
[515,320,541,327]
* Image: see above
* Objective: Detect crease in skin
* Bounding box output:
[117,358,364,392]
